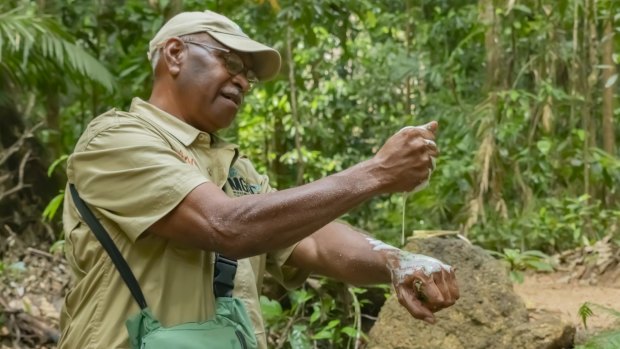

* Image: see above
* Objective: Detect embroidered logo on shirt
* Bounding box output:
[175,150,197,166]
[227,168,261,196]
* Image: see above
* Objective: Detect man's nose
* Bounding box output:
[231,73,251,94]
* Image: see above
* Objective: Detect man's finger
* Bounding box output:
[435,268,456,306]
[415,275,445,309]
[395,285,435,324]
[423,139,437,148]
[421,121,438,133]
[398,123,437,141]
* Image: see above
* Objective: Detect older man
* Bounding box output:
[59,10,458,349]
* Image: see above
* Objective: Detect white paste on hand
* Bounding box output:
[366,238,452,283]
[366,237,399,251]
[392,253,452,283]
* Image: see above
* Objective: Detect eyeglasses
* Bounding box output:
[183,40,258,86]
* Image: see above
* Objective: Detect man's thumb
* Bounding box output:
[421,121,438,133]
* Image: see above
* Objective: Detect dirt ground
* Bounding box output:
[514,271,620,344]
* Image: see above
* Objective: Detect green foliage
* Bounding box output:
[47,155,68,177]
[49,240,65,255]
[488,248,554,283]
[260,279,376,348]
[576,332,620,349]
[576,303,620,349]
[473,195,620,253]
[2,262,27,281]
[579,302,595,330]
[42,192,64,222]
[43,155,67,223]
[0,5,115,92]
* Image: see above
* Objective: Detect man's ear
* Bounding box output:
[162,38,185,76]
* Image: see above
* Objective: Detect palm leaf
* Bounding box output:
[0,7,115,92]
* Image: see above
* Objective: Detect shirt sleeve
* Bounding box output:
[266,245,310,289]
[68,118,208,242]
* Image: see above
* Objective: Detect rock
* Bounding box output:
[512,311,575,349]
[367,237,575,349]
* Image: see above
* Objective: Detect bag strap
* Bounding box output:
[69,184,238,304]
[213,254,237,298]
[70,184,148,309]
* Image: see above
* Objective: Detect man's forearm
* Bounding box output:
[151,160,384,258]
[286,221,459,325]
[210,161,382,257]
[286,221,393,285]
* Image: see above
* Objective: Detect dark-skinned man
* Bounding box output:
[59,10,459,349]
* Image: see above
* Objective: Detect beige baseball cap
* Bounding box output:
[148,10,281,81]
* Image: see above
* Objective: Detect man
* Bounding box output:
[59,10,459,349]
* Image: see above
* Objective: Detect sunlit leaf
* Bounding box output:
[605,74,617,88]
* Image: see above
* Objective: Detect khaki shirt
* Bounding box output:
[59,98,308,349]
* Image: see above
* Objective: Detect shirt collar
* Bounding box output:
[128,98,239,151]
[129,97,203,147]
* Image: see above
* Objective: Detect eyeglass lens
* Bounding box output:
[224,54,258,83]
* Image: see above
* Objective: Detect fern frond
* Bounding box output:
[0,8,115,91]
[578,302,594,329]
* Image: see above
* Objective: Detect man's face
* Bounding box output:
[170,33,253,133]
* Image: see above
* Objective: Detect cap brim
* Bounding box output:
[209,31,281,81]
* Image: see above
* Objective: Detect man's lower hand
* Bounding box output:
[386,251,459,324]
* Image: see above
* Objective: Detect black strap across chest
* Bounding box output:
[69,184,237,309]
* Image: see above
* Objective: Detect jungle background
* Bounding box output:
[0,0,619,348]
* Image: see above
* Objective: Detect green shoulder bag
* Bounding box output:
[70,184,258,349]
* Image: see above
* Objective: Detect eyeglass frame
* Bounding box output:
[181,40,259,86]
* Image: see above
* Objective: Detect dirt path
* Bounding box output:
[513,271,620,343]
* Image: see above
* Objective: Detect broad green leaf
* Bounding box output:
[509,270,524,284]
[526,260,553,272]
[259,295,283,322]
[340,326,359,338]
[289,325,311,349]
[536,140,552,155]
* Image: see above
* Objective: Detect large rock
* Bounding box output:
[367,237,575,349]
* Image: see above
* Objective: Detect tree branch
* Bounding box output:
[0,122,42,167]
[0,150,32,202]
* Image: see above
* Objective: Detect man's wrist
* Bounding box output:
[337,159,386,196]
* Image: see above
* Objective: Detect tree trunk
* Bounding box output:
[404,0,412,117]
[482,0,502,91]
[286,24,305,186]
[466,0,503,232]
[271,112,286,188]
[601,10,616,155]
